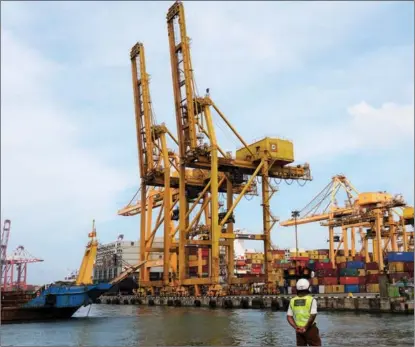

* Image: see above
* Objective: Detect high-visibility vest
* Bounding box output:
[289,295,316,328]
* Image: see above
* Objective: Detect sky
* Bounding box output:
[1,1,414,284]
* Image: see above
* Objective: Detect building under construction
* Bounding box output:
[117,1,414,297]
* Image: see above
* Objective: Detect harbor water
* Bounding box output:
[2,304,414,346]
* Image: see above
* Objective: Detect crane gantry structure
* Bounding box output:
[118,1,312,296]
[280,175,414,270]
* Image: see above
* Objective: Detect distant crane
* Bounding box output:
[5,245,43,291]
[1,219,11,287]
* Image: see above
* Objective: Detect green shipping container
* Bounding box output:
[388,286,400,298]
[321,259,330,263]
[340,268,359,276]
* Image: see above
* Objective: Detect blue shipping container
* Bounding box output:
[344,284,360,293]
[387,252,414,263]
[311,285,319,294]
[346,261,365,269]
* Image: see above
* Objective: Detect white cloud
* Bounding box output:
[294,101,414,162]
[1,29,136,282]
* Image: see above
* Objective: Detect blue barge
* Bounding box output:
[1,282,112,323]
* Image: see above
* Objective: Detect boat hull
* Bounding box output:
[1,306,79,323]
[1,283,112,323]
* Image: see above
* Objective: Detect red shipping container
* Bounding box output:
[245,259,252,264]
[340,277,359,285]
[358,276,366,285]
[291,257,309,262]
[359,284,366,292]
[337,262,347,269]
[291,287,297,295]
[365,262,379,270]
[389,272,411,282]
[366,274,379,284]
[404,262,414,273]
[315,262,333,270]
[323,277,338,285]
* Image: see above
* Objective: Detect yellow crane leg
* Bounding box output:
[204,104,220,284]
[161,132,171,285]
[375,210,384,270]
[351,227,356,257]
[329,226,335,268]
[227,177,234,283]
[342,227,349,257]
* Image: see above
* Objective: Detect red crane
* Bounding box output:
[1,219,11,288]
[1,219,43,291]
[5,246,43,291]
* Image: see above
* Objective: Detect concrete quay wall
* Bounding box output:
[98,295,414,314]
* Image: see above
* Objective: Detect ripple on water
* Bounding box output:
[2,305,414,346]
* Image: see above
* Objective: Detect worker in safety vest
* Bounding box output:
[287,278,321,346]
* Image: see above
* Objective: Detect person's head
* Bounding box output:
[296,278,310,296]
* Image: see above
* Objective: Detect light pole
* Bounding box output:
[292,210,300,253]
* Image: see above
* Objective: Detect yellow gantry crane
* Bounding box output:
[118,1,312,296]
[166,1,311,293]
[280,175,412,270]
[120,41,255,295]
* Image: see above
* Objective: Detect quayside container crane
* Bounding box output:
[166,1,311,294]
[280,175,412,270]
[1,219,43,291]
[120,42,258,295]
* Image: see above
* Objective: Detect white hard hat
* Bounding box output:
[296,278,310,291]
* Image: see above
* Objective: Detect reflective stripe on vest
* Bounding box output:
[290,295,315,328]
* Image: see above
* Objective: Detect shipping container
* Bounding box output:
[346,261,365,269]
[322,277,338,285]
[365,262,379,270]
[353,256,364,261]
[359,284,366,293]
[339,268,359,277]
[387,252,414,262]
[318,285,325,294]
[389,262,405,272]
[340,277,359,285]
[358,276,366,285]
[332,285,345,293]
[366,274,379,284]
[366,270,379,275]
[325,285,333,293]
[311,278,319,286]
[344,284,359,293]
[388,286,401,298]
[357,269,366,276]
[290,279,297,287]
[404,262,414,273]
[366,283,380,293]
[336,256,347,264]
[315,262,333,270]
[311,285,319,294]
[317,249,329,255]
[337,262,347,269]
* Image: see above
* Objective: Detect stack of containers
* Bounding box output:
[387,252,414,284]
[251,253,264,275]
[365,262,379,293]
[314,261,334,294]
[340,261,364,294]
